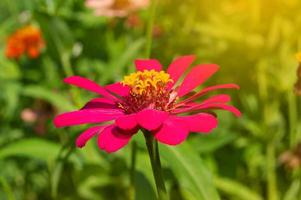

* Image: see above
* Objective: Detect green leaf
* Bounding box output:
[0,138,61,161]
[134,171,157,200]
[214,177,263,200]
[190,132,237,153]
[22,85,75,111]
[160,143,220,200]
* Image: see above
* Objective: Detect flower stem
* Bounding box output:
[143,131,168,200]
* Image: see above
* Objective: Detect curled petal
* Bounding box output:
[182,83,240,103]
[177,64,220,97]
[200,104,241,117]
[82,98,117,109]
[173,103,241,117]
[179,113,217,133]
[76,126,105,148]
[97,125,135,153]
[167,55,196,89]
[154,116,189,145]
[135,59,162,71]
[105,82,130,97]
[54,109,124,128]
[200,94,231,104]
[64,76,117,100]
[136,109,169,130]
[116,114,138,130]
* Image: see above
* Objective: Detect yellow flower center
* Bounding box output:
[121,70,173,95]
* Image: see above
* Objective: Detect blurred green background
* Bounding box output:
[0,0,301,199]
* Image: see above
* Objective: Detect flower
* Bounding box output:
[280,143,301,170]
[5,25,45,59]
[85,0,149,17]
[54,55,241,153]
[21,108,38,123]
[22,100,57,134]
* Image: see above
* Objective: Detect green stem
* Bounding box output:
[145,0,158,58]
[287,91,297,148]
[266,144,278,200]
[257,63,278,200]
[143,131,168,200]
[60,53,81,107]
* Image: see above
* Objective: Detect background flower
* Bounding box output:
[5,25,45,59]
[85,0,149,17]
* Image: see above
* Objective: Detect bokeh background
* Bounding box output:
[0,0,301,199]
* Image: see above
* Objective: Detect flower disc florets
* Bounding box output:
[120,69,174,113]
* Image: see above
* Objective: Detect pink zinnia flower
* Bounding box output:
[85,0,149,17]
[54,55,241,153]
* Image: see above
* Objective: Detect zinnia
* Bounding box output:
[85,0,149,17]
[5,25,44,59]
[54,55,241,153]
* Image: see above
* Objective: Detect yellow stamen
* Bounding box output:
[121,69,173,95]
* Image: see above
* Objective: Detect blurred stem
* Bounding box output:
[129,141,137,200]
[61,53,73,77]
[51,145,74,199]
[60,53,81,107]
[287,91,297,148]
[145,0,158,58]
[266,144,278,200]
[257,63,278,200]
[0,176,15,200]
[143,131,168,200]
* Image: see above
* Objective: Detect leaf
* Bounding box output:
[0,138,61,162]
[160,143,220,200]
[214,177,263,200]
[190,132,237,153]
[22,85,75,111]
[134,171,157,200]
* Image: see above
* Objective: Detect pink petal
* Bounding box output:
[115,114,138,130]
[105,82,130,97]
[64,76,117,100]
[135,59,162,71]
[182,83,240,103]
[177,94,231,108]
[76,126,105,148]
[136,109,169,130]
[166,55,196,89]
[177,64,220,97]
[173,103,241,117]
[97,125,134,153]
[54,109,124,128]
[153,116,189,145]
[200,94,231,104]
[179,113,217,133]
[82,98,117,109]
[200,104,241,117]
